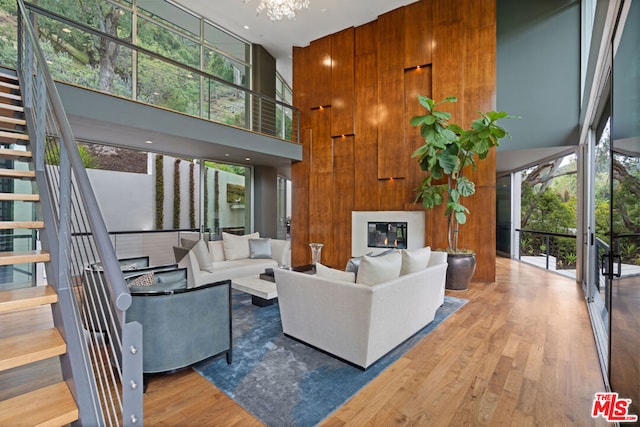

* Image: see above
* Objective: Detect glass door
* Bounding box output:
[610,0,639,419]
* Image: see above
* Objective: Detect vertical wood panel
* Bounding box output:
[354,23,380,212]
[404,66,433,213]
[291,129,311,266]
[405,0,433,68]
[333,135,354,267]
[377,8,406,179]
[308,172,334,263]
[309,36,332,108]
[331,28,355,137]
[311,108,333,173]
[457,186,496,281]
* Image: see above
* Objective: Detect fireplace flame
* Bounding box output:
[384,237,388,245]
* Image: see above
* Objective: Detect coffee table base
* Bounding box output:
[252,295,277,307]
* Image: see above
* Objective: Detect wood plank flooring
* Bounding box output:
[1,258,610,425]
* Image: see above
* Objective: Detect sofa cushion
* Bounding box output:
[222,232,260,260]
[316,263,356,283]
[400,247,432,275]
[356,252,402,285]
[249,238,272,259]
[208,240,226,262]
[193,239,215,272]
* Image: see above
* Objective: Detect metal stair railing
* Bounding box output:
[16,1,143,425]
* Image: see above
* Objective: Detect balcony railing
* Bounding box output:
[22,2,300,143]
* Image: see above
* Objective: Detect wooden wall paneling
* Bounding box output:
[308,172,334,265]
[354,22,380,211]
[377,8,406,180]
[331,28,355,137]
[404,0,433,68]
[377,178,407,212]
[310,108,333,174]
[404,66,433,209]
[291,128,311,266]
[333,135,355,267]
[309,36,333,108]
[457,186,495,281]
[293,46,311,112]
[463,22,497,187]
[431,21,465,123]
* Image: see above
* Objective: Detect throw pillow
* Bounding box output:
[127,272,155,289]
[400,247,432,275]
[316,263,356,283]
[345,252,373,274]
[193,239,214,273]
[208,240,226,262]
[180,237,199,250]
[222,232,259,260]
[249,238,272,259]
[356,251,402,286]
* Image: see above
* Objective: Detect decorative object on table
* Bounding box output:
[309,242,324,266]
[259,268,275,282]
[411,96,516,290]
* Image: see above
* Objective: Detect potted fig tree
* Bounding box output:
[410,96,514,290]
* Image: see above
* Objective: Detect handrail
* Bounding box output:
[23,1,300,143]
[516,228,577,271]
[16,0,143,425]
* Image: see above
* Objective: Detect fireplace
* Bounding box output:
[367,222,407,249]
[352,211,424,257]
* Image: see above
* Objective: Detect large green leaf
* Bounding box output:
[457,176,475,197]
[439,154,459,174]
[455,211,467,224]
[418,95,434,111]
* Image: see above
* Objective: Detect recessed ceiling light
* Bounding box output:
[244,25,250,30]
[225,153,230,157]
[144,140,153,144]
[245,157,251,161]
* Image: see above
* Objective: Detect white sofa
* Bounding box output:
[175,234,290,288]
[273,250,447,369]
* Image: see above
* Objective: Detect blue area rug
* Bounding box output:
[194,291,467,427]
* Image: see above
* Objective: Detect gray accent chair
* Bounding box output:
[127,279,232,376]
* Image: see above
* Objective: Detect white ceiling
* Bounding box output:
[173,0,418,83]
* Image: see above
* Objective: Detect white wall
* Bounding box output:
[88,168,154,231]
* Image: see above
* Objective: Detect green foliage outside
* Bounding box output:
[0,0,253,129]
[45,139,101,169]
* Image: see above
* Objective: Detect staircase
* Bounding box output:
[0,70,79,426]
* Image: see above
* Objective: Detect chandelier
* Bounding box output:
[253,0,311,21]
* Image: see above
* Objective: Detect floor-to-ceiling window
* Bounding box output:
[583,0,639,417]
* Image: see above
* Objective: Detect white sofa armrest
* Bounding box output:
[270,239,291,267]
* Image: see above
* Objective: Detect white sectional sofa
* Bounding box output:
[273,249,447,369]
[175,233,290,288]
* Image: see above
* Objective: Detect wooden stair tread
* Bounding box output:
[0,71,18,81]
[0,130,29,140]
[0,115,26,126]
[0,328,66,371]
[0,148,32,160]
[0,250,50,265]
[0,286,57,314]
[0,192,39,201]
[0,91,21,101]
[0,382,78,426]
[0,221,44,229]
[0,103,23,113]
[0,169,35,179]
[0,81,19,91]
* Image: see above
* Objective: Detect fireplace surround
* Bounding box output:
[352,211,425,257]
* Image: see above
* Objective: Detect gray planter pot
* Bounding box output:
[445,252,476,291]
